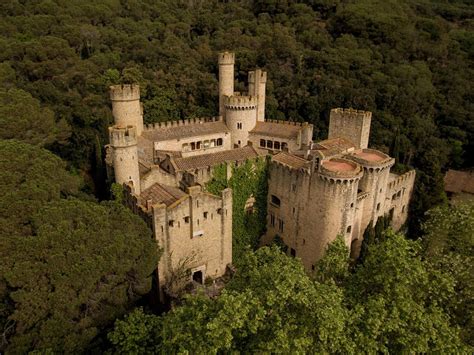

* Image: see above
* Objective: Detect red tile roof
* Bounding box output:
[444,170,474,194]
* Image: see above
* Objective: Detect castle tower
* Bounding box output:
[248,69,267,122]
[109,126,141,194]
[224,96,258,148]
[328,108,372,149]
[110,84,144,136]
[218,52,235,117]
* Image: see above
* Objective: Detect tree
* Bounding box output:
[0,140,80,237]
[422,202,474,346]
[109,246,352,353]
[0,199,159,353]
[0,88,70,147]
[347,231,468,353]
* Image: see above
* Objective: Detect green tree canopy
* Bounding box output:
[0,199,158,353]
[0,139,80,237]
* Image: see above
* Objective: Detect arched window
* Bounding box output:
[267,140,273,149]
[217,138,223,146]
[274,141,281,150]
[260,139,265,147]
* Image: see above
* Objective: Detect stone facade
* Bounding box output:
[106,51,416,300]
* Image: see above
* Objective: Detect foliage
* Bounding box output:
[314,235,350,285]
[422,202,474,346]
[109,246,351,353]
[0,199,158,353]
[347,231,468,353]
[0,140,80,237]
[206,157,269,262]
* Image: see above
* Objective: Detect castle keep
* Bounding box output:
[106,51,415,299]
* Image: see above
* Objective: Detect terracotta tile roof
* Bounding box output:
[314,137,355,151]
[249,121,302,139]
[139,183,187,207]
[142,121,229,141]
[272,152,310,170]
[173,146,267,171]
[444,170,474,194]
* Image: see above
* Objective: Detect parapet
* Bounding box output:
[319,158,362,181]
[143,116,223,131]
[218,51,235,65]
[387,170,416,191]
[330,108,372,120]
[224,95,257,110]
[264,118,306,127]
[109,125,138,147]
[248,70,267,83]
[348,149,394,169]
[110,84,140,101]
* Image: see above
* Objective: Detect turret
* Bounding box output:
[110,84,144,136]
[218,52,235,117]
[109,125,141,194]
[224,95,257,148]
[328,108,372,149]
[248,69,267,122]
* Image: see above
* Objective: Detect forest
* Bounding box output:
[0,0,473,353]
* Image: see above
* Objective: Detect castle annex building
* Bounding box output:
[106,52,415,300]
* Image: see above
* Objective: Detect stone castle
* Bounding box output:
[106,52,415,300]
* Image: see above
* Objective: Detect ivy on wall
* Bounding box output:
[206,157,269,263]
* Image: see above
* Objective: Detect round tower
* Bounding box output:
[109,125,141,194]
[307,158,362,261]
[218,52,235,117]
[224,95,257,148]
[110,84,143,136]
[347,149,395,230]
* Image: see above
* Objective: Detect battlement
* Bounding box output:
[109,84,140,101]
[143,116,223,131]
[218,51,235,65]
[319,158,362,181]
[264,119,306,127]
[330,108,372,120]
[387,170,416,190]
[348,149,394,169]
[224,95,257,110]
[248,70,267,83]
[109,125,138,147]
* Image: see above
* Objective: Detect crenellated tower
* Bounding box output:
[248,69,267,122]
[328,108,371,149]
[108,125,141,194]
[224,95,257,148]
[218,52,235,117]
[110,84,144,135]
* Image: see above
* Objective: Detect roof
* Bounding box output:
[173,145,267,171]
[139,183,187,207]
[249,121,303,139]
[314,138,355,152]
[272,152,310,170]
[141,121,229,141]
[444,170,474,194]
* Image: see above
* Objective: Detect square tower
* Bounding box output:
[328,108,372,149]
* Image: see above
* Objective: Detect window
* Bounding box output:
[196,141,201,149]
[210,139,216,147]
[238,140,241,146]
[203,211,208,219]
[376,203,380,211]
[311,264,315,271]
[293,207,296,215]
[281,142,288,150]
[278,219,284,233]
[266,140,273,149]
[196,200,199,207]
[168,220,174,227]
[203,140,210,148]
[191,142,196,150]
[216,138,223,146]
[182,143,189,151]
[303,239,306,245]
[271,194,281,207]
[260,139,265,147]
[290,248,296,257]
[274,141,280,150]
[184,216,190,224]
[350,203,354,208]
[346,225,352,233]
[270,213,275,227]
[237,122,242,129]
[217,208,223,215]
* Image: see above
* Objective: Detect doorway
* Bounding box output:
[192,270,203,284]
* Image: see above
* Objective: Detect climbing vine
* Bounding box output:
[205,157,269,263]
